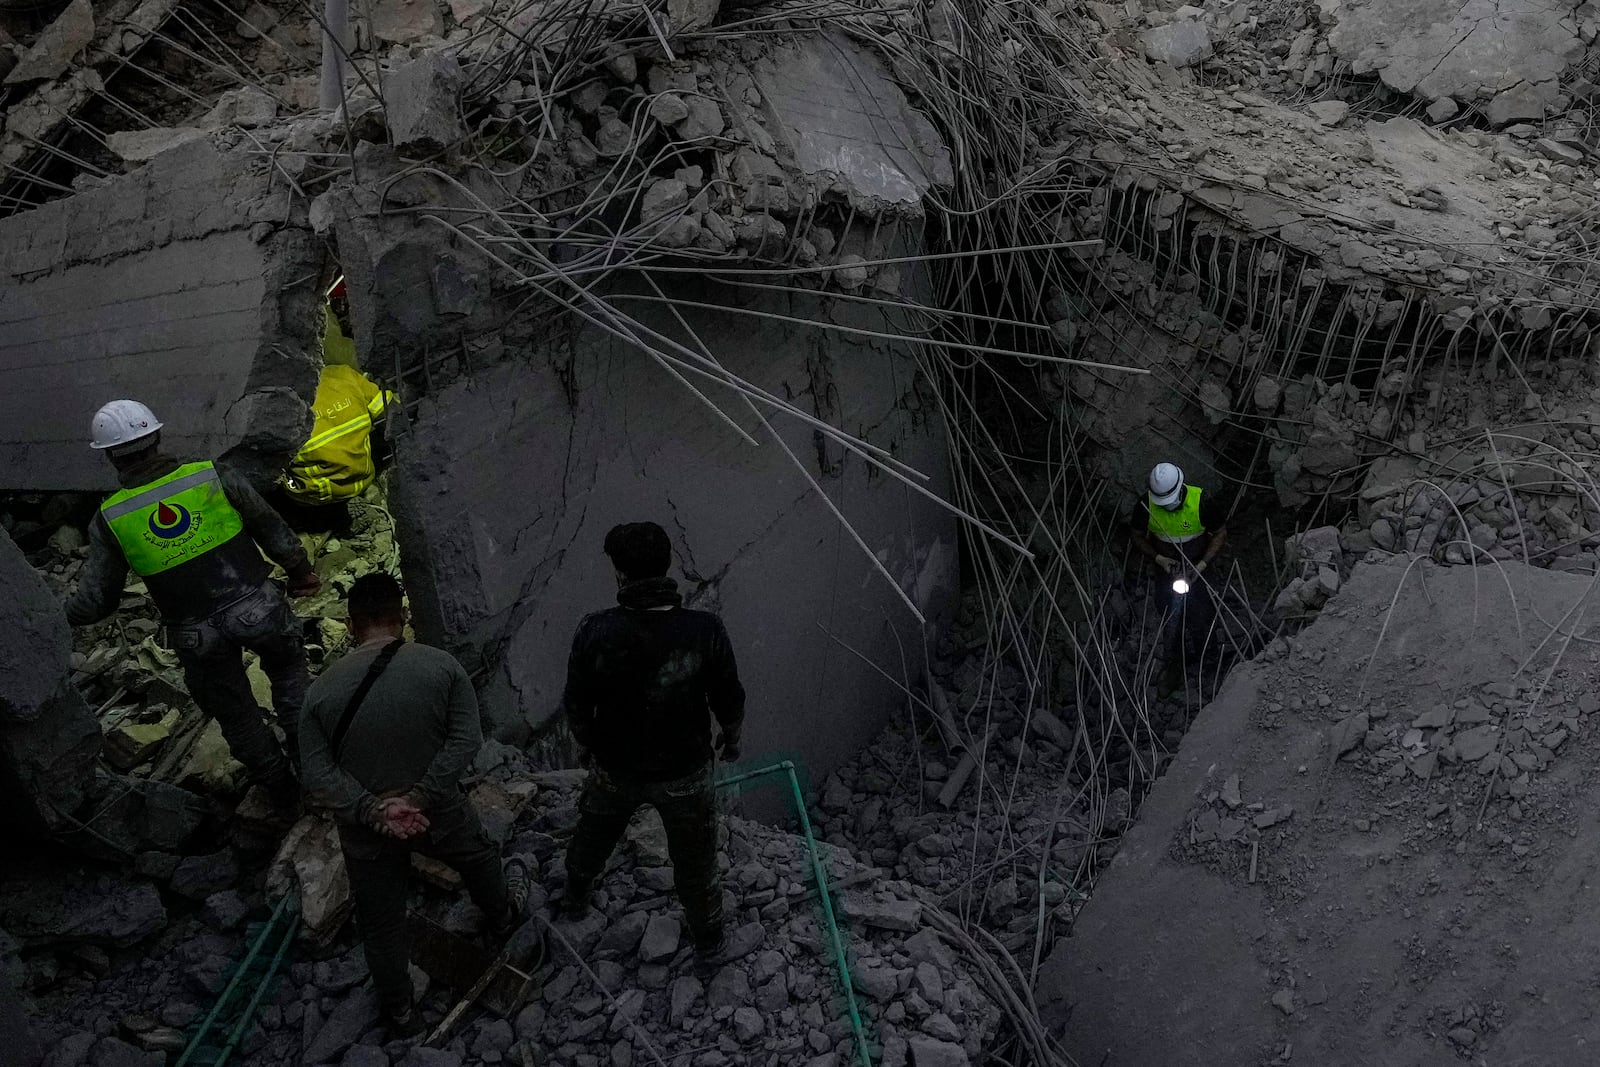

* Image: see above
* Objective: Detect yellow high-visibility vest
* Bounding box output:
[283,365,394,504]
[1148,486,1206,544]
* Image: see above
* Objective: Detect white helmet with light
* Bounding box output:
[90,399,163,452]
[1148,462,1185,508]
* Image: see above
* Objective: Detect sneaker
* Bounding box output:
[490,858,532,935]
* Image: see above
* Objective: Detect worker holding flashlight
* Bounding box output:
[1132,462,1229,687]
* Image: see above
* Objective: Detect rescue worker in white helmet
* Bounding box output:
[1133,462,1230,689]
[64,400,322,809]
[269,276,396,534]
[1132,461,1229,577]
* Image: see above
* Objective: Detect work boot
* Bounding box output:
[556,877,592,922]
[382,1002,424,1040]
[692,925,726,966]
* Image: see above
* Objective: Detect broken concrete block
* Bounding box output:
[102,705,180,771]
[0,870,166,947]
[370,0,445,45]
[838,892,921,932]
[385,53,465,153]
[170,849,239,901]
[1425,97,1459,123]
[106,127,208,163]
[1330,711,1368,757]
[674,96,725,142]
[1484,79,1554,128]
[641,178,690,223]
[0,530,101,834]
[595,116,633,157]
[667,0,720,34]
[906,1037,970,1067]
[650,92,689,125]
[1140,20,1212,68]
[1306,101,1350,127]
[4,0,94,85]
[201,86,277,130]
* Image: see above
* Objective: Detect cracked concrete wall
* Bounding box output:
[0,138,324,491]
[386,274,958,783]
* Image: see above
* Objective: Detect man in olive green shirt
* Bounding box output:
[299,573,527,1035]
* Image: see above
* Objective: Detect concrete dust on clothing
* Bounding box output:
[1039,554,1600,1065]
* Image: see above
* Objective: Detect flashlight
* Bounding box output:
[1172,578,1190,595]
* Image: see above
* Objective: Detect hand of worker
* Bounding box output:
[1156,555,1178,575]
[287,568,323,598]
[717,733,741,763]
[1195,559,1209,575]
[373,796,429,839]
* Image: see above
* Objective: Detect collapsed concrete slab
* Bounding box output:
[0,137,323,491]
[1317,0,1589,123]
[384,272,958,774]
[1039,556,1600,1064]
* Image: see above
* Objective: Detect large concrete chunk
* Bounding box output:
[750,32,953,212]
[4,0,94,86]
[0,531,100,833]
[385,53,466,153]
[0,140,323,491]
[1317,0,1582,121]
[1039,556,1600,1063]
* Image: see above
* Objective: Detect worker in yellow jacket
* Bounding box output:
[274,278,397,533]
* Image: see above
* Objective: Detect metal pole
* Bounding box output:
[319,0,349,111]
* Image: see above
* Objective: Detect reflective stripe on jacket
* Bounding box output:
[1148,485,1206,544]
[102,461,247,576]
[283,365,393,504]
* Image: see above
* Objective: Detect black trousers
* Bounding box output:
[169,582,306,785]
[564,763,723,948]
[340,799,508,1015]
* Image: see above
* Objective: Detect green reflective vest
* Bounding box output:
[1148,485,1205,544]
[101,461,246,576]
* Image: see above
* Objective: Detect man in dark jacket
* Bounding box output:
[299,573,529,1036]
[65,400,320,804]
[559,521,746,957]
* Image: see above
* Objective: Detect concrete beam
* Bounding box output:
[0,138,323,491]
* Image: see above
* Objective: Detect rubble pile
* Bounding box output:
[17,764,1001,1067]
[18,495,399,793]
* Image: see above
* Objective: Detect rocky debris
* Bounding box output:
[0,529,101,833]
[4,0,94,86]
[1317,0,1582,125]
[1140,19,1212,69]
[0,869,166,948]
[386,53,464,153]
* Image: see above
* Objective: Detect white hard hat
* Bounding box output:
[1149,462,1184,508]
[90,399,163,451]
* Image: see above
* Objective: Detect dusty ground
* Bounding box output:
[1039,553,1600,1066]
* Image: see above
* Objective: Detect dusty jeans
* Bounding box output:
[168,581,306,786]
[565,762,723,949]
[340,798,509,1016]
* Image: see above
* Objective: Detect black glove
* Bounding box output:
[717,733,741,763]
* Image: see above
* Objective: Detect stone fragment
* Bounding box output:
[0,874,165,947]
[1454,725,1497,762]
[341,1047,390,1067]
[1253,377,1282,413]
[650,93,689,125]
[668,975,702,1026]
[638,915,680,962]
[1306,101,1350,126]
[1140,20,1212,68]
[838,893,921,932]
[1271,989,1295,1015]
[596,118,633,157]
[640,179,690,224]
[106,128,208,164]
[706,967,750,1009]
[1330,711,1369,757]
[906,1037,970,1067]
[5,0,94,85]
[386,53,466,153]
[667,0,720,34]
[1425,98,1459,123]
[732,1006,764,1042]
[371,0,445,44]
[595,912,647,957]
[304,985,379,1064]
[201,87,278,129]
[171,850,239,901]
[88,1037,158,1067]
[398,1049,462,1067]
[200,891,251,932]
[675,97,725,142]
